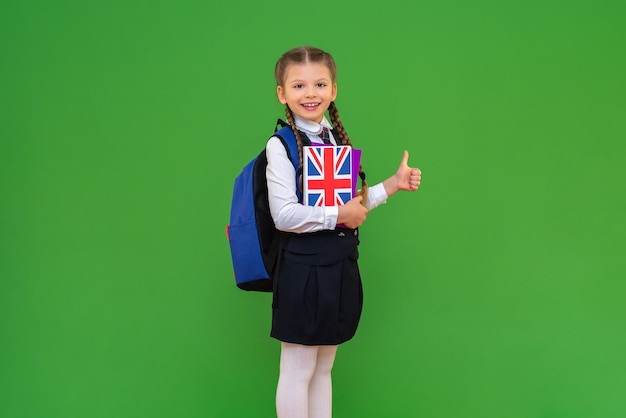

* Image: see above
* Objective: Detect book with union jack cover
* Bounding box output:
[302,145,361,207]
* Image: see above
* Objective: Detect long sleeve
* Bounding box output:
[365,182,388,210]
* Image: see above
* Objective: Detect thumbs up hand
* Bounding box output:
[398,150,421,192]
[383,151,422,196]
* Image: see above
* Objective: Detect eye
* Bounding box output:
[293,83,304,89]
[317,83,327,88]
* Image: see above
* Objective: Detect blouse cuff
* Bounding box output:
[367,183,388,209]
[324,205,339,230]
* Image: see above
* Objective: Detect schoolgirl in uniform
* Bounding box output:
[266,46,422,418]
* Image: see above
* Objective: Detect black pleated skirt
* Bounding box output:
[270,228,363,346]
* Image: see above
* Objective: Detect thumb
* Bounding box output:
[401,150,409,166]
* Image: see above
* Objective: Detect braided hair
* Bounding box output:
[274,46,368,205]
[327,101,368,205]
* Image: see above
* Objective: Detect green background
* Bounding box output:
[1,0,625,417]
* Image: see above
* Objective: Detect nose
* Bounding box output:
[304,86,316,98]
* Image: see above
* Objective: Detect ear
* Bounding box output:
[277,85,287,104]
[331,83,337,101]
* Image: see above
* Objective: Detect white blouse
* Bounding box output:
[266,115,388,233]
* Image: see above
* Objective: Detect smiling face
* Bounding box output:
[277,62,337,124]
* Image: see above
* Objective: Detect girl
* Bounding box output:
[266,46,421,418]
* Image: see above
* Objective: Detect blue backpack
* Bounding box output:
[226,121,303,291]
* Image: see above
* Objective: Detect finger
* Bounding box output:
[401,150,409,166]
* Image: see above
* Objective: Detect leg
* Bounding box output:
[276,342,319,418]
[308,345,338,418]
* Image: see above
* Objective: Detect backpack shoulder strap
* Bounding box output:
[274,127,298,167]
[272,120,302,201]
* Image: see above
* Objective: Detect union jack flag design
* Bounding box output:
[303,146,354,207]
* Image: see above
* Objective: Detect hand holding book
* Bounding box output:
[337,195,368,229]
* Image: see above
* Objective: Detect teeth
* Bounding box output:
[303,103,318,107]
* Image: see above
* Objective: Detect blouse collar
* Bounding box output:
[293,115,333,136]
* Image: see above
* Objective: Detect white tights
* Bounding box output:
[276,342,338,418]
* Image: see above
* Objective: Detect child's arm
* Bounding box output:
[337,151,421,228]
[382,151,422,197]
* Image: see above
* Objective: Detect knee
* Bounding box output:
[314,347,337,376]
[279,344,318,384]
[280,360,316,384]
[314,359,334,376]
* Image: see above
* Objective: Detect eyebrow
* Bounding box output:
[289,78,331,83]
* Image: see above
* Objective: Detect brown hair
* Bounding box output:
[275,46,368,205]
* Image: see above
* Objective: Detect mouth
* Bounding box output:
[301,103,321,111]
